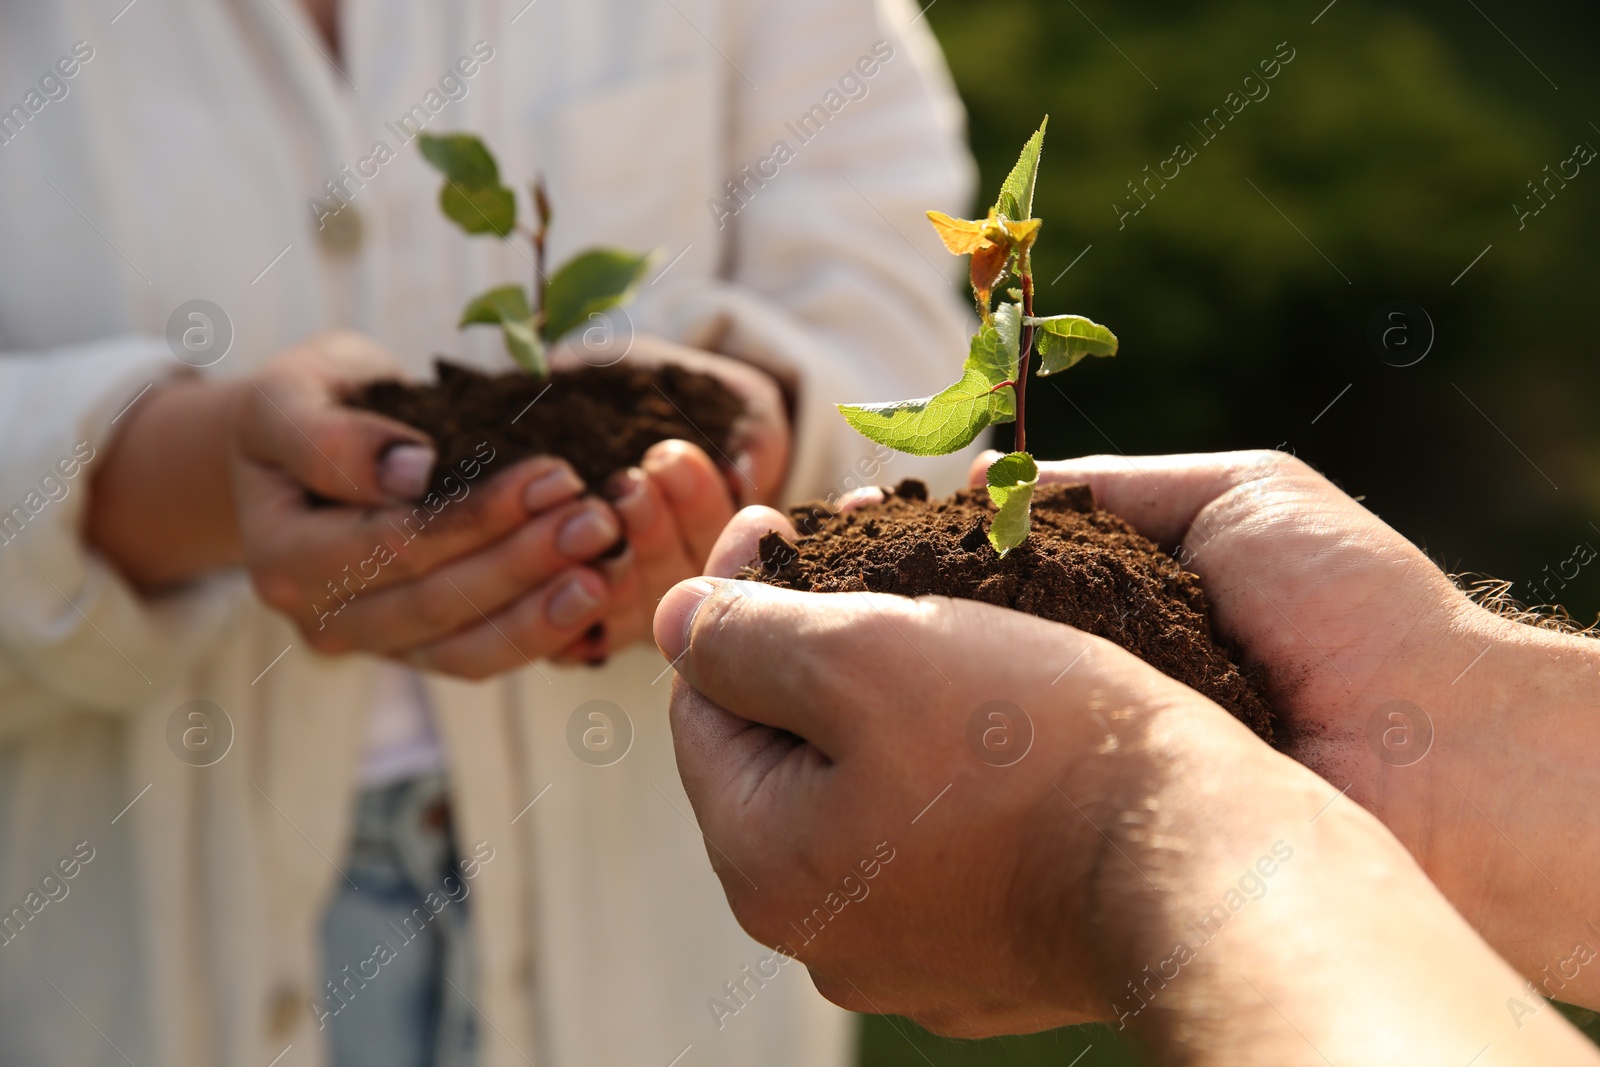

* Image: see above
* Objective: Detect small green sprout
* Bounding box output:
[417,132,657,377]
[837,118,1119,556]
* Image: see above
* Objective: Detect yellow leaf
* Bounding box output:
[970,241,1010,311]
[926,210,992,255]
[1002,217,1041,245]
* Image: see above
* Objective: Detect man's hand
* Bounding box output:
[653,505,1238,1035]
[970,449,1600,1009]
[652,505,1600,1065]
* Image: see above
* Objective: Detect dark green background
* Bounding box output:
[859,0,1599,1060]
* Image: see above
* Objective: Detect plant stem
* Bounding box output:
[532,177,551,327]
[533,228,547,318]
[1015,260,1035,454]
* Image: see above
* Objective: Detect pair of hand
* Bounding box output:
[93,330,789,675]
[656,450,1600,1054]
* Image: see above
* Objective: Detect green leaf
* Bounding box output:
[973,302,1023,381]
[419,132,518,237]
[993,117,1048,222]
[439,182,516,237]
[543,248,657,343]
[459,284,546,375]
[498,319,545,375]
[1030,314,1119,375]
[459,284,532,327]
[837,308,1021,456]
[418,132,501,187]
[985,451,1039,557]
[838,366,1014,457]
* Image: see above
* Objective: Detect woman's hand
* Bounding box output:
[551,335,792,662]
[92,331,625,675]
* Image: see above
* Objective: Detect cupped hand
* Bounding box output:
[551,333,791,506]
[969,450,1600,1008]
[650,505,1267,1037]
[232,331,623,676]
[548,335,792,662]
[968,449,1482,782]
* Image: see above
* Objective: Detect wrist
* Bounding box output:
[87,376,246,589]
[1400,607,1600,1001]
[1084,703,1324,1001]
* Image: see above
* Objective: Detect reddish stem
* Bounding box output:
[1015,264,1036,454]
[533,228,547,319]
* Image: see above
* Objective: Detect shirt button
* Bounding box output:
[268,985,304,1040]
[317,206,363,255]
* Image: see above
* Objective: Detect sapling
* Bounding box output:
[416,131,657,377]
[837,118,1118,556]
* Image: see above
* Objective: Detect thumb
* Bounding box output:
[704,505,796,579]
[1015,451,1300,550]
[239,380,435,506]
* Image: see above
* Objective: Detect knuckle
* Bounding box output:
[731,894,791,949]
[1237,448,1304,481]
[376,535,427,582]
[409,586,464,635]
[414,645,479,681]
[305,629,348,656]
[249,568,302,614]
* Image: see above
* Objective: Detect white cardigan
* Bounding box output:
[0,1,975,1065]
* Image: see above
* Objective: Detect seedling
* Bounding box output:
[416,132,657,377]
[837,118,1118,556]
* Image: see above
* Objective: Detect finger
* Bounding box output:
[243,386,429,506]
[668,672,810,840]
[559,334,789,503]
[546,452,733,666]
[406,567,609,680]
[311,496,622,655]
[588,548,651,659]
[705,506,795,579]
[641,440,738,565]
[606,465,700,599]
[835,486,886,514]
[975,450,1304,550]
[238,335,432,506]
[652,578,888,756]
[241,455,586,612]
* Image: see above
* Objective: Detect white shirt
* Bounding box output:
[360,663,445,787]
[0,1,976,1064]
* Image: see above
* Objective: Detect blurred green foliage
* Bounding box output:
[859,1,1600,1061]
[942,0,1600,624]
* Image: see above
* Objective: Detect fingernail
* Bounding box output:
[547,572,604,628]
[733,450,757,482]
[378,444,435,500]
[556,504,621,559]
[524,464,585,512]
[652,578,717,663]
[603,467,646,504]
[732,451,759,503]
[582,622,609,667]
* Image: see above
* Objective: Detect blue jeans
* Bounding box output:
[319,775,477,1067]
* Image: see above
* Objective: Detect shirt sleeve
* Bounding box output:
[656,0,981,504]
[0,336,238,718]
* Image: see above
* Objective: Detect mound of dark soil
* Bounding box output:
[353,360,744,495]
[746,479,1274,743]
